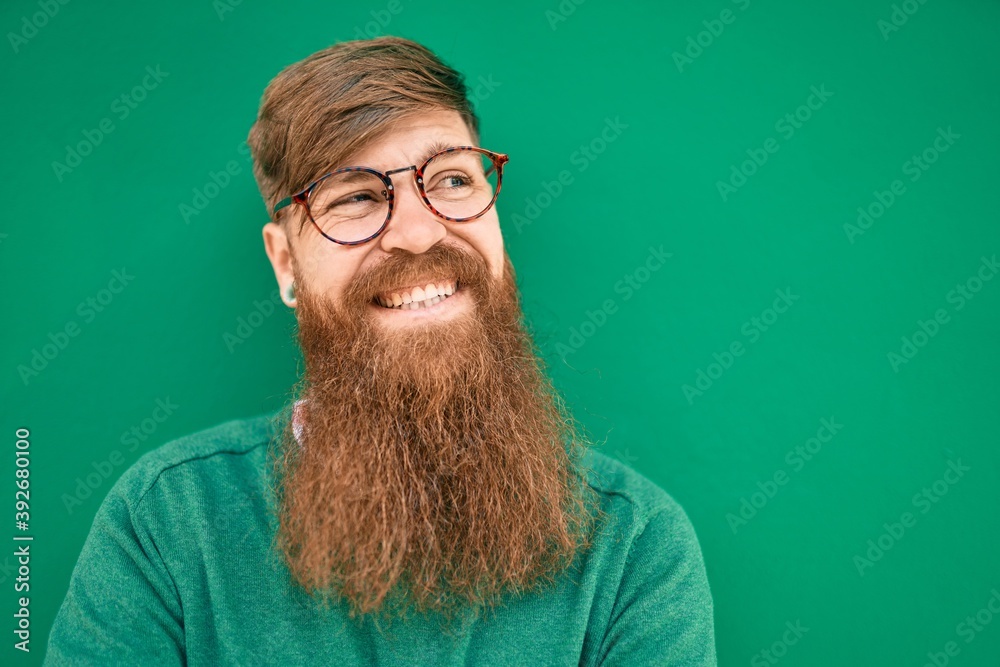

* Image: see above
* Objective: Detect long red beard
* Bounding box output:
[267,242,600,627]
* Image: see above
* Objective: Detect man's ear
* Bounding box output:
[263,221,296,306]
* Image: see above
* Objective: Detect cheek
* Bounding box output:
[297,243,363,301]
[466,216,505,278]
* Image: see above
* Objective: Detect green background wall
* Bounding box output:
[2,0,998,664]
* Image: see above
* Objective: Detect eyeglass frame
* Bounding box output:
[271,145,510,247]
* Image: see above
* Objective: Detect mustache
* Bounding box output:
[338,242,491,313]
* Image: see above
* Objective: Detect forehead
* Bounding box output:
[340,109,475,171]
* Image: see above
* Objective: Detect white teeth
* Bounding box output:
[375,280,460,309]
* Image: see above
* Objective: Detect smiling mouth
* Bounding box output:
[373,279,460,310]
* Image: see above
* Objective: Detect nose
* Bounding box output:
[377,171,447,254]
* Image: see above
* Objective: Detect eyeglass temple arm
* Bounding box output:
[273,195,294,215]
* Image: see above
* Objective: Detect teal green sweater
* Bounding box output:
[44,411,717,665]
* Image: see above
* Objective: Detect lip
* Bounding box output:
[369,281,467,319]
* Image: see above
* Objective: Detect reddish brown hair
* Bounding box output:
[246,36,480,221]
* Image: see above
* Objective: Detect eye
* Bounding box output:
[324,190,384,211]
[432,172,473,190]
[339,192,377,204]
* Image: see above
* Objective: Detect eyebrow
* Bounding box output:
[324,139,456,184]
[413,139,457,166]
[334,170,381,184]
[334,139,460,174]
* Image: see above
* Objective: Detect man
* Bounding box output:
[45,36,717,665]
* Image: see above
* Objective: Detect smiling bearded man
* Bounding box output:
[44,35,718,667]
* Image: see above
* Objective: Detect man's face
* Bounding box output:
[263,108,506,334]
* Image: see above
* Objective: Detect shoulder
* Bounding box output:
[580,451,717,665]
[583,449,687,522]
[109,410,280,512]
[582,449,702,548]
